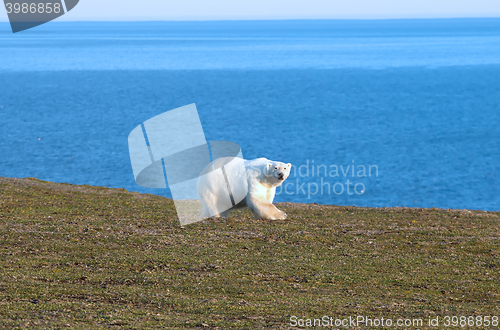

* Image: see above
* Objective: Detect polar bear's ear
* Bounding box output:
[265,163,273,175]
[287,163,292,168]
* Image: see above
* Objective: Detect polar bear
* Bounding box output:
[197,157,291,220]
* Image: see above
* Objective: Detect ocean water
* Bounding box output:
[0,19,499,211]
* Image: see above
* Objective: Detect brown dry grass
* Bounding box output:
[1,177,499,329]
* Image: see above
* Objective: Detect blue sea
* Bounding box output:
[0,19,499,211]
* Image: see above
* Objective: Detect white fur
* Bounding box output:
[197,157,291,220]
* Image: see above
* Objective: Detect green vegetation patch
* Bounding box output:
[1,177,499,329]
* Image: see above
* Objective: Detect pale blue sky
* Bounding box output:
[1,0,500,21]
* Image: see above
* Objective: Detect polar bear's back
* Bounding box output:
[244,157,271,169]
[197,156,249,197]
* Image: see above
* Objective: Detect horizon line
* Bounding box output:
[1,16,500,23]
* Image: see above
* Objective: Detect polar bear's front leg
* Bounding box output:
[247,195,287,220]
[266,187,276,203]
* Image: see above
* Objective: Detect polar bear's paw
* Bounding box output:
[257,206,287,220]
[272,210,287,220]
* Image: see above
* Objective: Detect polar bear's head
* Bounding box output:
[266,162,292,185]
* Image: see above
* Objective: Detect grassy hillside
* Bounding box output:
[0,177,499,329]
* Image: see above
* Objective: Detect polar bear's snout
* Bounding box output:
[278,170,289,181]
